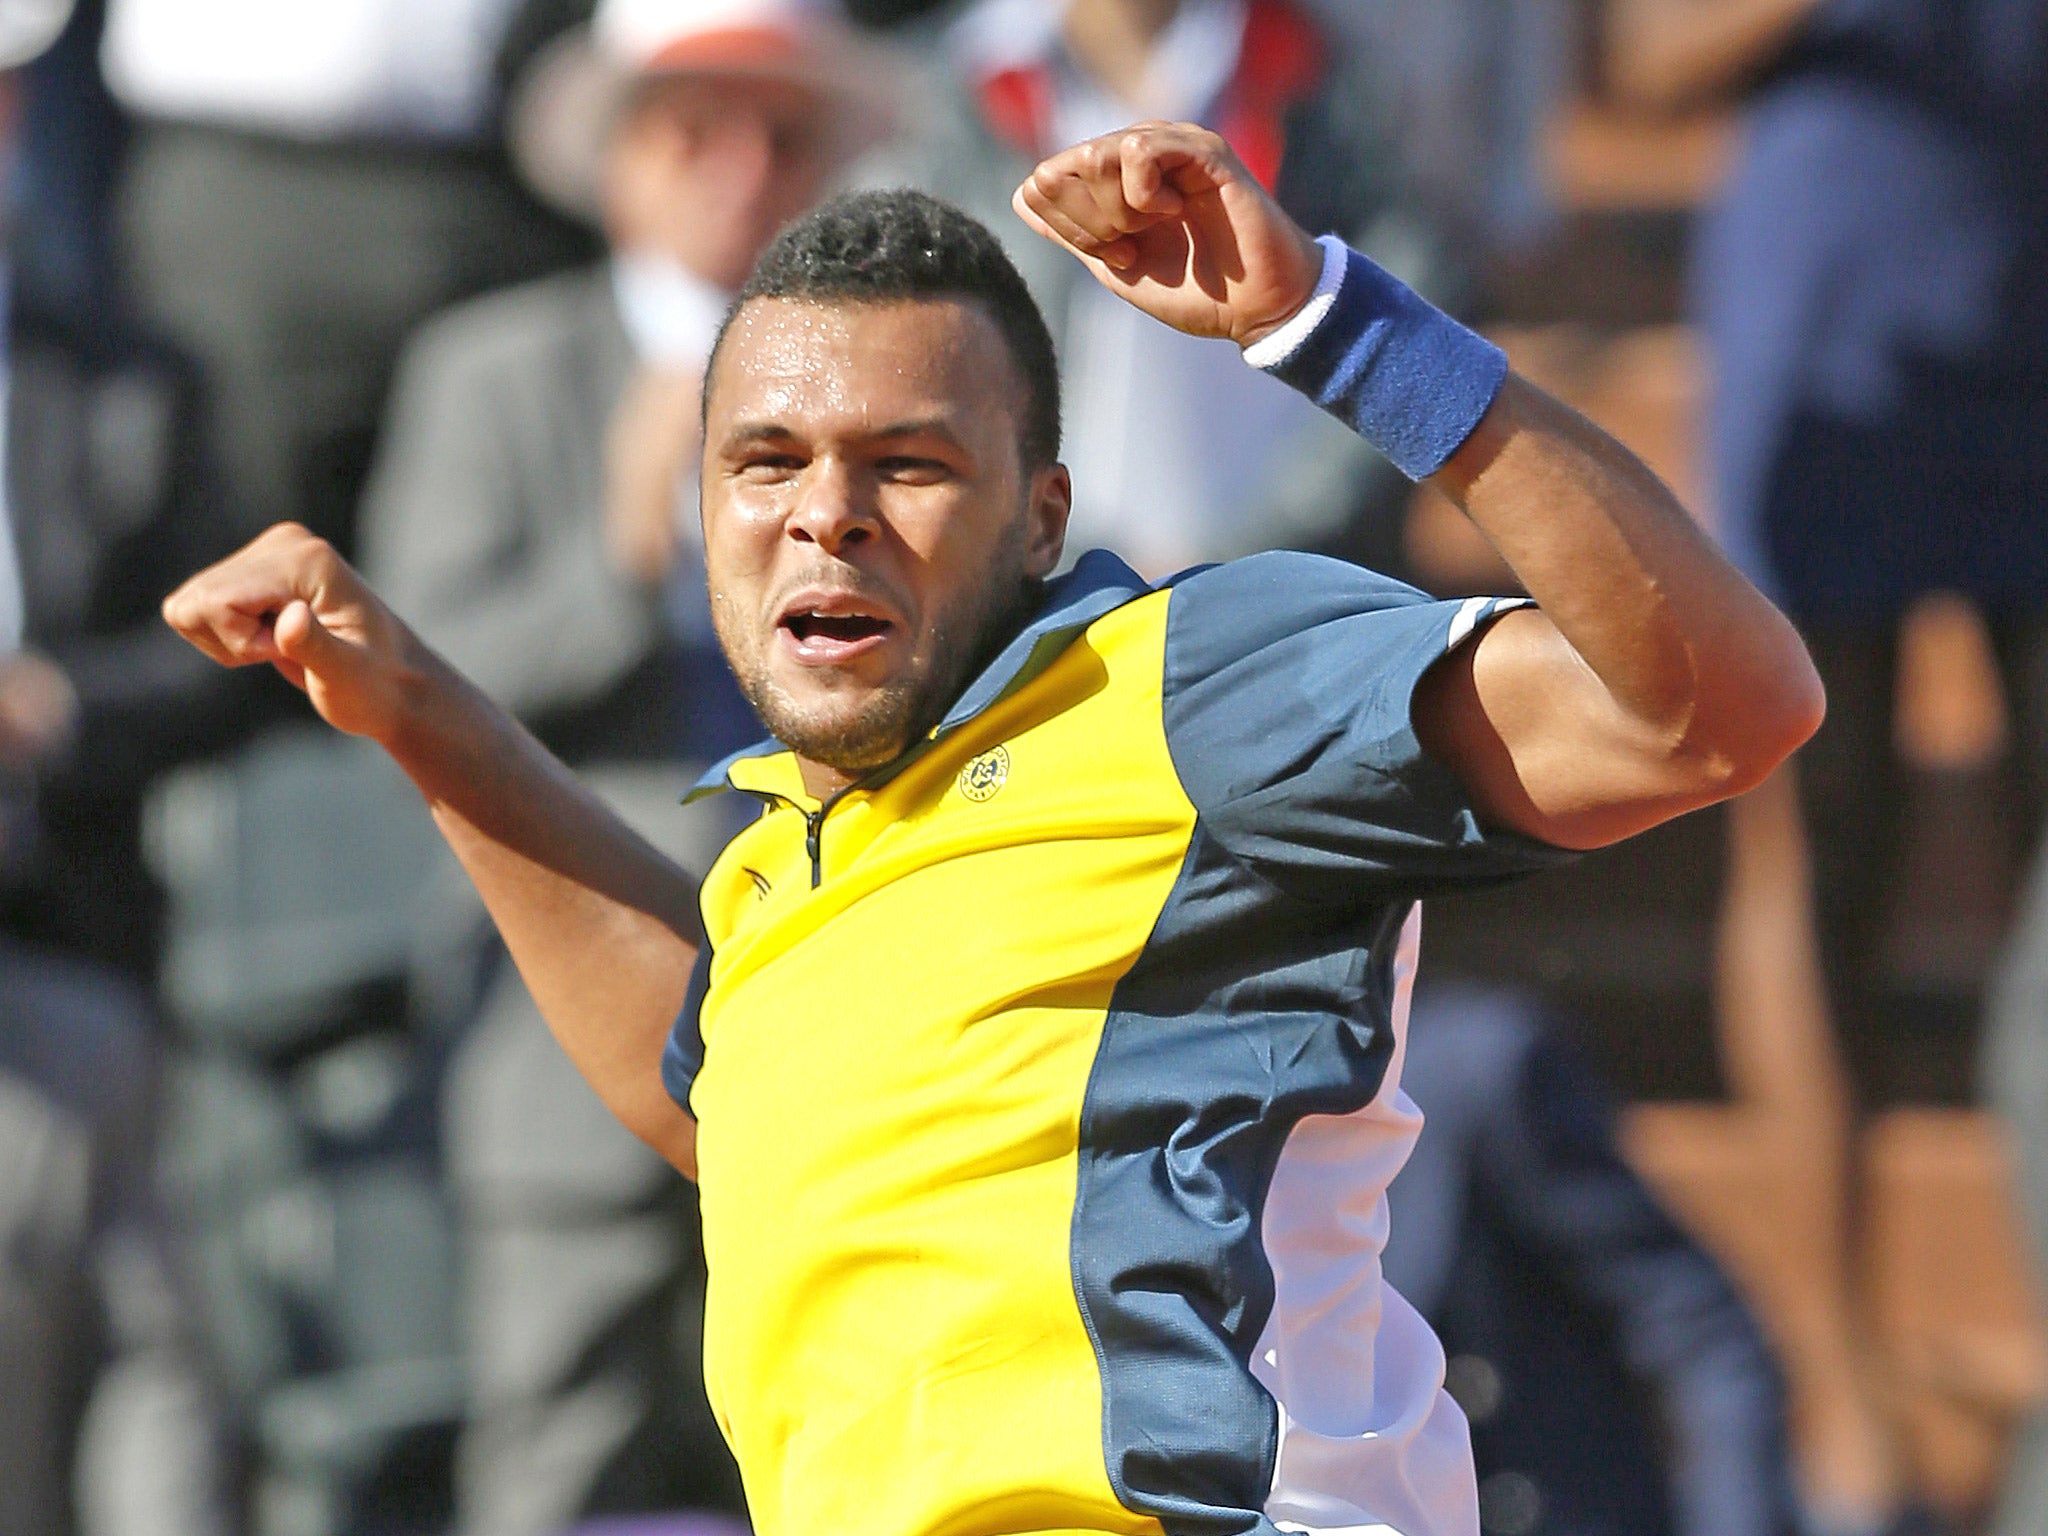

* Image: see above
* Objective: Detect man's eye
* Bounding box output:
[876,457,952,483]
[738,455,804,480]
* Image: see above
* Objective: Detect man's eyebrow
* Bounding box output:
[866,417,966,444]
[719,417,970,449]
[720,421,803,448]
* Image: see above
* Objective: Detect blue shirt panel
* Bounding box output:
[661,941,714,1113]
[1160,552,1571,903]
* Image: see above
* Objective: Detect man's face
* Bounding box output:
[603,74,837,290]
[702,298,1071,787]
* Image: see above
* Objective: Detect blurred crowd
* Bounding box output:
[0,1,2043,1535]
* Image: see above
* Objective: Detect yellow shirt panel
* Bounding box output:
[690,592,1188,1536]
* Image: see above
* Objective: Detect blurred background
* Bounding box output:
[0,1,2043,1535]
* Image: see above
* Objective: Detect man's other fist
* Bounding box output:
[162,523,424,745]
[1013,121,1323,348]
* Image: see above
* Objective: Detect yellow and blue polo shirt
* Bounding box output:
[664,548,1567,1536]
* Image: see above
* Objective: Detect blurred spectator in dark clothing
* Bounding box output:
[357,3,892,1528]
[880,0,1449,575]
[0,945,232,1536]
[2,36,298,983]
[0,304,296,980]
[1640,0,2048,910]
[1650,0,2048,626]
[1,14,233,1535]
[100,0,599,561]
[1608,5,2048,1532]
[1386,983,1798,1536]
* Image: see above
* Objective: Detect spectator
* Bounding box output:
[0,294,293,981]
[1387,982,1798,1536]
[100,0,598,559]
[882,0,1449,575]
[1608,2,2048,1533]
[2,11,233,1534]
[356,2,892,1529]
[4,13,299,988]
[0,946,232,1536]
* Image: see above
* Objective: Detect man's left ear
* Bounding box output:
[1024,463,1073,578]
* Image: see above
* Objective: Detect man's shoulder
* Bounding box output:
[1162,551,1438,670]
[1153,554,1487,822]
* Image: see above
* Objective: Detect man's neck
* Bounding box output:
[796,755,861,802]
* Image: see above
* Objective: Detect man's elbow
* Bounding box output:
[640,1113,700,1181]
[1702,649,1828,799]
[611,1093,700,1181]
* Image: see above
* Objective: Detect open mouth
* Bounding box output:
[783,611,893,644]
[775,594,900,665]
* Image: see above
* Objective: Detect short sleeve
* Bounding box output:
[661,943,714,1112]
[1161,552,1575,903]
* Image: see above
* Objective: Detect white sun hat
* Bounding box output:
[509,0,899,220]
[0,0,74,69]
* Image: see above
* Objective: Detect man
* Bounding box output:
[354,1,889,1526]
[164,123,1823,1535]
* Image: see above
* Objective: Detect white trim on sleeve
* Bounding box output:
[1447,595,1533,651]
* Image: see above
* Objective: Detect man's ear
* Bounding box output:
[1023,462,1073,578]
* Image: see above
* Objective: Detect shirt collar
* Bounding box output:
[609,249,731,370]
[686,548,1153,802]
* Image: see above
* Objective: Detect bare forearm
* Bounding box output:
[1606,0,1824,108]
[1435,377,1822,824]
[163,524,705,1172]
[386,651,703,1171]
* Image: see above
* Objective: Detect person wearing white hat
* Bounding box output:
[355,4,894,1531]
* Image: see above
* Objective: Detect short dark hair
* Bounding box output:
[707,189,1062,469]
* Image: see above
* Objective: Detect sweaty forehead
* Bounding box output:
[705,296,1023,441]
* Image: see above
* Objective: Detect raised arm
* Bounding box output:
[162,524,704,1175]
[1016,123,1823,851]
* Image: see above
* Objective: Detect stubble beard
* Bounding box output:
[714,521,1040,775]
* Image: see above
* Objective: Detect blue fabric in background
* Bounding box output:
[1697,0,2048,620]
[12,0,126,328]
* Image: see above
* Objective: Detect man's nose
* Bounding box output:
[786,459,877,555]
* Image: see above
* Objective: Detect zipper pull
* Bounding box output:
[804,808,825,889]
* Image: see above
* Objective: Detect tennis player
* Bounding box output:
[164,123,1822,1536]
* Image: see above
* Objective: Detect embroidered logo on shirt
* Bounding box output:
[957,746,1010,803]
[743,868,772,901]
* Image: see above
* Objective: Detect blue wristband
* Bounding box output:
[1245,235,1508,481]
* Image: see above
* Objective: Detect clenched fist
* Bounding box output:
[161,523,428,745]
[1013,121,1323,348]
